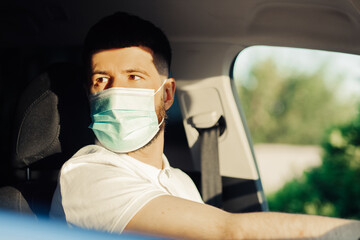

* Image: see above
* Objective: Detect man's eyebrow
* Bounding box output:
[92,70,109,76]
[124,68,151,77]
[91,63,110,76]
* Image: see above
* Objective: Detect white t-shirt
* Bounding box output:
[50,145,203,233]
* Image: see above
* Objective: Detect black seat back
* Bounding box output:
[0,186,35,217]
[11,62,94,216]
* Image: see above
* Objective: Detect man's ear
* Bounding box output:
[164,78,176,111]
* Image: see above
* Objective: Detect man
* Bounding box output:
[51,12,360,239]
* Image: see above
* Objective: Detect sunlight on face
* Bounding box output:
[90,46,165,108]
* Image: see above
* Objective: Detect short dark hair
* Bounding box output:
[82,12,172,85]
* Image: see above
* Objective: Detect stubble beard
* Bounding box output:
[130,99,167,153]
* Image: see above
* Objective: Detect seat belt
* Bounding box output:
[190,111,223,208]
[198,126,222,208]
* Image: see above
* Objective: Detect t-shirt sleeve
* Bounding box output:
[59,160,168,233]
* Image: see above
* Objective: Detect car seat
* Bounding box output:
[0,186,35,216]
[9,62,94,217]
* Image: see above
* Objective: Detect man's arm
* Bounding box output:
[125,195,360,239]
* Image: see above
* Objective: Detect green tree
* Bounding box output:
[237,58,355,144]
[268,106,360,219]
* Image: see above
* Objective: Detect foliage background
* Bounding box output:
[267,110,360,219]
[234,50,360,219]
[236,58,356,145]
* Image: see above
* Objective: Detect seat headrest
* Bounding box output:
[13,62,94,169]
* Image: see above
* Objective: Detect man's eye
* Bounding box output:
[96,77,109,84]
[130,75,142,81]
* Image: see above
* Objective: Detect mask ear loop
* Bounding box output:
[154,79,167,125]
[158,117,165,126]
[154,79,167,95]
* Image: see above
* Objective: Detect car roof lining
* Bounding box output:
[1,0,360,54]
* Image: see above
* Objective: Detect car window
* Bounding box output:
[232,46,360,219]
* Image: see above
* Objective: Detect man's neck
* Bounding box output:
[127,130,165,169]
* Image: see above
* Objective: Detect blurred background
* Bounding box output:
[233,46,360,220]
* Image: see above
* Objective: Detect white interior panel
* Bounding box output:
[177,77,259,180]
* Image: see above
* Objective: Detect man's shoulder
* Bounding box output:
[66,144,127,164]
[60,145,132,175]
[72,144,114,158]
[58,145,149,196]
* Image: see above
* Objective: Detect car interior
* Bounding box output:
[0,0,359,234]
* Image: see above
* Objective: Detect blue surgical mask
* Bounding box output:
[89,80,166,153]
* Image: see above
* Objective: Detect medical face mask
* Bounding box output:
[89,80,166,153]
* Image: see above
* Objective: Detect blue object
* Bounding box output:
[0,210,164,240]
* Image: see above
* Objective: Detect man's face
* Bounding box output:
[90,46,167,122]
